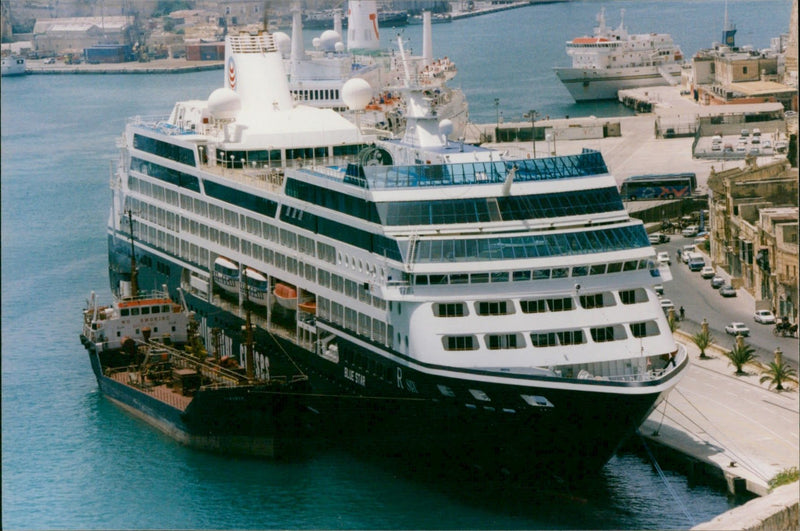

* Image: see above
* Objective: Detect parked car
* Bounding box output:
[687,252,705,271]
[659,299,675,313]
[748,147,760,156]
[657,251,671,266]
[719,285,737,297]
[44,57,56,64]
[725,322,750,336]
[681,225,699,237]
[700,266,715,278]
[710,275,725,288]
[775,140,788,153]
[654,284,664,296]
[754,310,777,324]
[648,232,670,244]
[740,129,750,138]
[762,139,772,150]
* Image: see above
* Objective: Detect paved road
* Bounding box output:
[653,235,799,367]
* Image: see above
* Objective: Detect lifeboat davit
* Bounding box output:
[273,283,297,310]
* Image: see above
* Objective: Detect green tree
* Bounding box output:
[760,360,797,391]
[668,312,679,333]
[691,329,714,359]
[724,340,757,376]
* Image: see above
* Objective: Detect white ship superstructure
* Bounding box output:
[279,3,467,138]
[105,29,687,478]
[554,8,684,101]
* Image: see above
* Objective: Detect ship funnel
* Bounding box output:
[422,11,433,66]
[290,5,305,64]
[224,33,293,115]
[333,9,343,37]
[347,0,380,51]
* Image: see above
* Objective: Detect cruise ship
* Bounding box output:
[101,28,687,478]
[554,8,684,101]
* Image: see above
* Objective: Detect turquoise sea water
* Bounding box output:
[1,1,791,528]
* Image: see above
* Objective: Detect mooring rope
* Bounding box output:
[637,430,696,527]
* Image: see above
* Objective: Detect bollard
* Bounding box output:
[701,318,709,335]
[736,333,744,350]
[774,346,783,366]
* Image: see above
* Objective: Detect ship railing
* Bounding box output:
[128,115,196,136]
[547,344,687,383]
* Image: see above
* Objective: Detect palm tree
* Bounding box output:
[725,340,757,376]
[668,312,679,333]
[760,360,797,391]
[691,329,714,359]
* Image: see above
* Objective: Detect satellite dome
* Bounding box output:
[312,37,321,49]
[439,119,454,137]
[207,88,241,120]
[341,78,373,110]
[334,41,345,52]
[319,30,341,52]
[273,32,291,57]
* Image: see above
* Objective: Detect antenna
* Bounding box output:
[126,208,138,298]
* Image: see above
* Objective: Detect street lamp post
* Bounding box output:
[524,109,538,158]
[494,98,500,142]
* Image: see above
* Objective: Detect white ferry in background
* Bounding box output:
[553,8,684,101]
[1,55,27,76]
[100,25,687,479]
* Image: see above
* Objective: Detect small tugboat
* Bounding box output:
[80,213,312,457]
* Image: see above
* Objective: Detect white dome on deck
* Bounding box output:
[207,88,241,120]
[341,78,372,110]
[439,119,454,137]
[319,30,342,52]
[273,32,291,58]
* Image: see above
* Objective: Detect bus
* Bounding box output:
[619,173,696,201]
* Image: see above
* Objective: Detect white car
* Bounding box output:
[657,251,671,266]
[700,266,715,278]
[659,299,675,313]
[725,322,750,336]
[754,310,776,324]
[681,225,699,237]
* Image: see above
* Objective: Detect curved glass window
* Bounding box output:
[412,224,649,263]
[377,186,623,225]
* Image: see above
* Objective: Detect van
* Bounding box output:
[711,135,722,144]
[687,252,705,271]
[682,244,696,262]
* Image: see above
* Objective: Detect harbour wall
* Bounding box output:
[692,483,799,531]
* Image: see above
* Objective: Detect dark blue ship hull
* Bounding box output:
[108,236,684,479]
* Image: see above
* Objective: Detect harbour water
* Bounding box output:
[1,1,792,528]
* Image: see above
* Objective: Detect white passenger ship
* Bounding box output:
[104,27,687,478]
[554,8,684,101]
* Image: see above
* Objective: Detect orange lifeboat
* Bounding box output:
[298,300,317,314]
[273,283,297,310]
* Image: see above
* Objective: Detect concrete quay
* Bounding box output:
[449,0,566,21]
[639,333,799,529]
[24,57,222,75]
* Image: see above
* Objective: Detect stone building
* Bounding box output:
[707,157,798,321]
[33,16,130,56]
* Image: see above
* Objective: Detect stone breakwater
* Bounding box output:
[692,483,799,531]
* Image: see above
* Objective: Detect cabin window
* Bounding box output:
[141,307,150,315]
[607,262,623,273]
[623,260,638,271]
[476,301,510,316]
[571,266,588,277]
[557,330,585,345]
[486,333,523,350]
[532,269,550,280]
[590,325,626,343]
[433,303,467,318]
[590,264,606,275]
[121,309,130,317]
[631,321,659,338]
[546,297,574,312]
[551,268,568,279]
[513,270,531,281]
[520,299,547,313]
[162,305,170,312]
[530,332,557,347]
[151,305,160,314]
[443,335,478,351]
[131,308,140,316]
[470,273,489,283]
[619,288,648,305]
